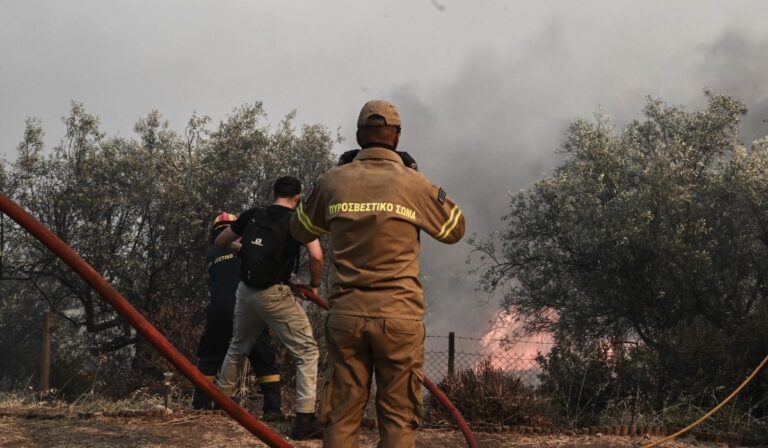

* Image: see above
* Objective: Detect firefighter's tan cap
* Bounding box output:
[357,100,401,128]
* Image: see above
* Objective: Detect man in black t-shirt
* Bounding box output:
[214,177,324,440]
[191,213,282,417]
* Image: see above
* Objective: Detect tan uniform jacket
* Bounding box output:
[290,147,465,320]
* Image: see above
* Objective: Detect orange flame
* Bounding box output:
[480,310,553,370]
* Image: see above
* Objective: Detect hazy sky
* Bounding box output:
[2,0,768,351]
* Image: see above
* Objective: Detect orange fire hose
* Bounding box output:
[0,193,291,448]
[295,285,479,448]
[642,355,768,448]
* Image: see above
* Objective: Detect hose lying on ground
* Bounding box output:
[643,354,768,448]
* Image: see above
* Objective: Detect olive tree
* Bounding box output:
[1,101,336,393]
[473,93,768,418]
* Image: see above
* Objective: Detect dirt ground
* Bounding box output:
[0,411,725,448]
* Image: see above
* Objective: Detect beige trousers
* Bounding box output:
[320,313,424,448]
[217,283,319,413]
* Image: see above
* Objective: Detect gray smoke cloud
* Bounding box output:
[2,1,768,355]
[697,31,768,143]
[393,26,768,351]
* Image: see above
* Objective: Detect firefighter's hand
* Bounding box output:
[230,241,242,253]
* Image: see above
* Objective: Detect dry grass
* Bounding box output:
[431,359,544,427]
[0,414,724,448]
[0,392,727,447]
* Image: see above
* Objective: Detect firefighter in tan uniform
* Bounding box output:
[290,100,465,447]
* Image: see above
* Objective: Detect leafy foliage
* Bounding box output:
[473,93,768,421]
[0,101,336,393]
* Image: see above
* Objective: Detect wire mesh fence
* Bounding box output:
[424,333,548,385]
[250,328,767,437]
[421,332,552,425]
[424,350,542,386]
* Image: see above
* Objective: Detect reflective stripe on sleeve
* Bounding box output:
[296,202,327,236]
[257,374,281,384]
[436,206,462,240]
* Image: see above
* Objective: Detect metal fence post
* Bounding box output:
[39,310,51,392]
[448,331,455,377]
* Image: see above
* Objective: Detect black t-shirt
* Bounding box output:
[231,205,301,287]
[205,246,240,316]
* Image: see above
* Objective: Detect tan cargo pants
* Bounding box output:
[217,283,319,413]
[320,313,424,448]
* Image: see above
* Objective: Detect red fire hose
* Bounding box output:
[1,192,477,447]
[295,285,479,448]
[0,194,291,448]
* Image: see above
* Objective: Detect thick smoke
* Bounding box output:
[2,1,767,356]
[697,31,768,143]
[393,27,768,352]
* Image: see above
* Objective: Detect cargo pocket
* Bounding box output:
[384,319,423,336]
[320,315,358,426]
[408,369,424,428]
[286,319,315,344]
[325,314,357,348]
[318,364,335,425]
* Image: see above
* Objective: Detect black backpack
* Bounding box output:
[238,207,294,288]
[337,149,419,171]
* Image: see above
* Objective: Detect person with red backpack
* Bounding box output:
[191,212,283,419]
[214,176,324,440]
